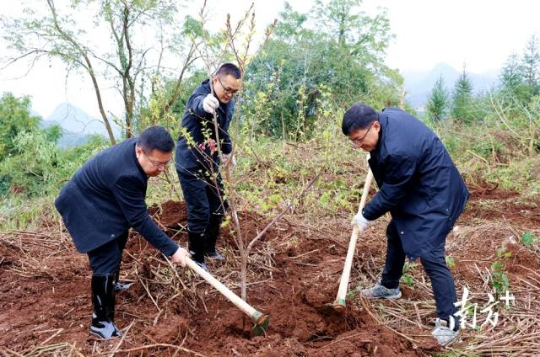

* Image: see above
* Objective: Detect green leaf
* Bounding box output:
[521,231,538,247]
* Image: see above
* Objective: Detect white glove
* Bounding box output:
[351,211,371,231]
[171,247,189,267]
[222,153,236,167]
[202,94,219,114]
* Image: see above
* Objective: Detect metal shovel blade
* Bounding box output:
[317,299,346,315]
[249,313,270,338]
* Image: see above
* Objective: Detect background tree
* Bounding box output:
[0,93,41,161]
[451,66,477,124]
[1,0,196,143]
[243,0,401,140]
[426,75,450,122]
[500,53,526,98]
[521,34,540,98]
[0,92,106,196]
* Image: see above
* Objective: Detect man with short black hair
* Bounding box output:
[175,63,242,271]
[342,103,469,346]
[55,125,189,340]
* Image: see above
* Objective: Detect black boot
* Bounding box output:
[90,274,122,340]
[205,215,224,261]
[188,230,208,271]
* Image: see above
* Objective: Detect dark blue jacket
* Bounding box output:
[362,108,469,259]
[175,79,234,173]
[55,138,178,256]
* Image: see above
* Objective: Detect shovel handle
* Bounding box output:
[357,170,373,214]
[335,169,374,307]
[185,257,263,323]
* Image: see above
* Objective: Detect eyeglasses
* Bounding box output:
[216,76,239,95]
[142,150,171,169]
[350,121,375,146]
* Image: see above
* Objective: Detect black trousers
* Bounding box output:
[381,220,458,325]
[88,231,129,275]
[176,168,227,233]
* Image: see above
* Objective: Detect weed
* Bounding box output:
[400,261,417,287]
[490,246,511,299]
[521,231,539,247]
[0,194,58,230]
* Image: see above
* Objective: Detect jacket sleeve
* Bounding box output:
[112,175,178,256]
[188,92,209,118]
[362,153,417,221]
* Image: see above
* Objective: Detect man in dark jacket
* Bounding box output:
[55,126,189,340]
[342,104,469,346]
[175,63,241,271]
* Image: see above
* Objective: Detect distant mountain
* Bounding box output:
[402,63,500,110]
[40,119,93,148]
[45,103,121,138]
[36,103,120,148]
[30,108,42,118]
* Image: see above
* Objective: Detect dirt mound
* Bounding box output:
[148,200,188,228]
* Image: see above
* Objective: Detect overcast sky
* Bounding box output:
[0,0,539,119]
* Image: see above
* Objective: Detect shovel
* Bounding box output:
[320,168,373,314]
[185,257,270,337]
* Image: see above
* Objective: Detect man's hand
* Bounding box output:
[222,153,236,167]
[202,94,219,114]
[171,247,189,267]
[351,211,371,231]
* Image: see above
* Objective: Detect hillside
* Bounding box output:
[402,63,499,110]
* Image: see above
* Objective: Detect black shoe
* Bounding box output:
[114,281,134,292]
[205,215,223,258]
[188,230,206,265]
[194,260,209,272]
[205,249,225,261]
[90,317,123,339]
[90,274,122,340]
[114,268,134,292]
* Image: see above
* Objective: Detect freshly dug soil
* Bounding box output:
[1,190,539,356]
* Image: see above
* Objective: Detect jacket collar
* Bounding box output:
[371,113,385,158]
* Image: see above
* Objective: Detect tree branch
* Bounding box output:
[246,174,320,254]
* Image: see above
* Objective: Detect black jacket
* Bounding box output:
[55,138,178,256]
[363,108,469,259]
[175,79,234,173]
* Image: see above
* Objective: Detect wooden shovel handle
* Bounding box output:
[358,170,373,214]
[185,257,263,322]
[335,169,374,306]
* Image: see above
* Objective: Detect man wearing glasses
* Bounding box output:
[55,126,189,340]
[343,103,468,346]
[175,63,242,271]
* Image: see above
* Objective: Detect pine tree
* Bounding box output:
[500,53,524,96]
[522,34,540,97]
[426,75,449,122]
[451,66,475,124]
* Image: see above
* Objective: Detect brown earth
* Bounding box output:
[1,189,539,356]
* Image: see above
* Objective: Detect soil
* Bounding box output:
[1,189,539,356]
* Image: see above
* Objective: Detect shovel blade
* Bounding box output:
[317,302,338,315]
[249,314,270,338]
[332,303,346,314]
[317,299,346,315]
